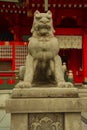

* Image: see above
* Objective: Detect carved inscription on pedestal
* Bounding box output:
[29,113,64,130]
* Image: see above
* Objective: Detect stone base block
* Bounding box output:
[11,114,28,130]
[6,88,87,130]
[11,87,78,98]
[9,112,82,130]
[82,84,87,88]
[65,113,81,130]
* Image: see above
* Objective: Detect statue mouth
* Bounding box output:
[38,24,51,30]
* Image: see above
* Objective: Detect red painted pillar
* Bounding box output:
[83,34,87,83]
[14,14,20,41]
[14,26,20,41]
[12,42,15,71]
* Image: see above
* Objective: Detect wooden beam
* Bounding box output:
[44,0,48,12]
[81,0,87,4]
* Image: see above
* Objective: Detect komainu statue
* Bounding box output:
[16,10,73,88]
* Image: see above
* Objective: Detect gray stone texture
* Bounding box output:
[65,113,82,130]
[6,97,87,113]
[12,88,78,98]
[29,113,64,130]
[6,10,87,130]
[15,10,73,88]
[11,114,28,130]
[6,87,87,130]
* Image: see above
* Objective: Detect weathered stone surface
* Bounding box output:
[15,10,73,88]
[11,87,78,98]
[6,10,87,130]
[29,113,63,130]
[65,113,82,130]
[6,97,87,113]
[11,114,28,130]
[6,87,87,130]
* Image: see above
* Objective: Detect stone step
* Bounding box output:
[0,88,87,108]
[79,88,87,97]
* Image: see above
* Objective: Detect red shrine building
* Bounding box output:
[0,0,87,88]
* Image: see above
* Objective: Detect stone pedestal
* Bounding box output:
[6,87,87,130]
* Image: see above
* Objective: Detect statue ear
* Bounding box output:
[34,10,40,15]
[31,10,40,33]
[47,10,52,15]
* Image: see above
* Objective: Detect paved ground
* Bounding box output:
[0,110,87,130]
[0,110,10,130]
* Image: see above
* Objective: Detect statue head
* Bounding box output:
[31,10,55,36]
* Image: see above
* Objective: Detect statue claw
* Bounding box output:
[57,82,74,88]
[15,81,32,88]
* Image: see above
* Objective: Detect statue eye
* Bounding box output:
[36,16,41,20]
[47,16,51,20]
[35,14,42,20]
[46,15,52,20]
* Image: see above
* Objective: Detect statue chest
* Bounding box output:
[29,37,58,53]
[36,38,53,50]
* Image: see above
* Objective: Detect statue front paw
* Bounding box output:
[57,82,74,88]
[15,81,32,88]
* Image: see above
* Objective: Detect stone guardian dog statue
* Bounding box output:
[16,10,73,88]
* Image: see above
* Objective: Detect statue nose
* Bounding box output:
[40,17,49,23]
